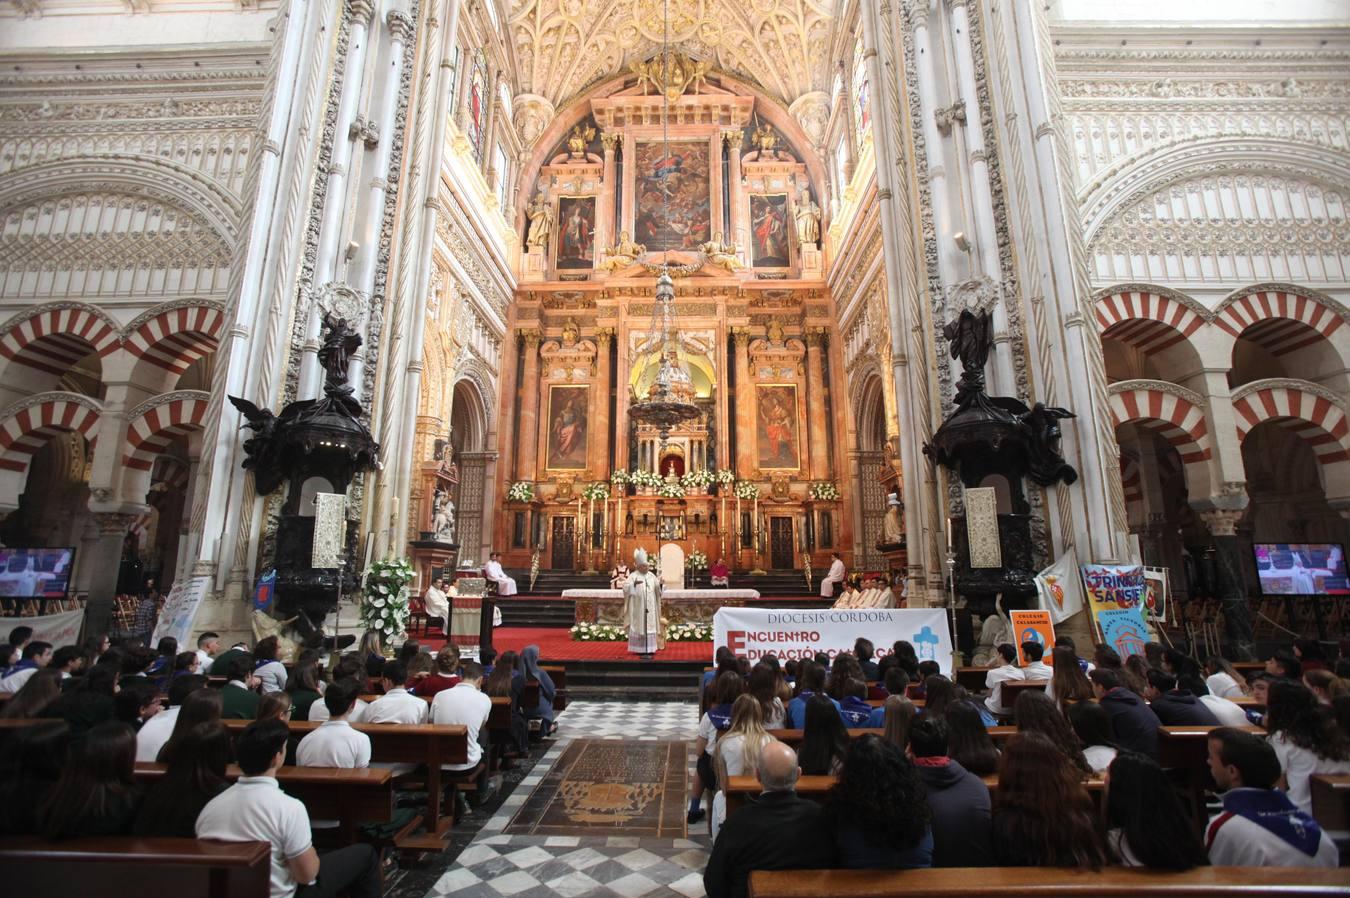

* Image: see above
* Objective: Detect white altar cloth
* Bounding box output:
[560,588,761,600]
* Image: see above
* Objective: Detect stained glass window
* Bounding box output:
[466,50,488,164]
[852,40,871,144]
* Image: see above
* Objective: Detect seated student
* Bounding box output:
[0,720,69,835]
[1264,679,1350,815]
[119,645,160,688]
[414,645,461,698]
[1046,645,1094,709]
[915,660,941,690]
[221,654,261,720]
[746,663,787,729]
[38,720,142,838]
[882,666,910,703]
[297,680,371,768]
[113,681,163,731]
[134,721,230,838]
[429,660,492,774]
[284,661,325,721]
[1266,649,1302,681]
[1103,750,1207,869]
[158,686,223,764]
[364,660,428,725]
[881,695,917,749]
[799,694,850,776]
[1293,638,1329,674]
[825,734,933,869]
[710,695,776,839]
[785,663,840,728]
[1144,669,1220,726]
[838,677,875,728]
[704,742,837,898]
[258,692,293,723]
[690,671,744,824]
[1090,668,1162,757]
[703,647,739,700]
[513,645,557,737]
[207,640,250,676]
[908,717,992,867]
[252,636,289,695]
[992,732,1106,868]
[1019,641,1051,682]
[50,662,118,736]
[943,699,999,776]
[136,673,209,762]
[309,656,370,723]
[405,649,434,688]
[983,644,1025,716]
[0,667,62,719]
[197,719,383,897]
[1014,691,1093,777]
[854,638,879,681]
[1206,726,1338,867]
[1067,699,1118,774]
[1304,668,1348,706]
[1055,636,1093,674]
[1182,673,1251,727]
[0,640,52,693]
[195,631,221,671]
[1205,655,1248,699]
[147,636,177,676]
[484,651,530,757]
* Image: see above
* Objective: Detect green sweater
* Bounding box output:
[221,683,259,720]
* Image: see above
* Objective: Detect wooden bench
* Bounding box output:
[955,667,990,692]
[542,664,568,711]
[1000,679,1048,711]
[219,718,468,850]
[1157,724,1266,831]
[747,867,1350,897]
[0,837,270,898]
[1312,773,1350,832]
[133,762,394,845]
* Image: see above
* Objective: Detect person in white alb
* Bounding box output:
[363,660,428,725]
[1205,727,1338,868]
[422,578,450,633]
[818,552,846,598]
[1019,640,1052,682]
[484,552,518,596]
[296,681,371,769]
[984,644,1025,716]
[429,660,492,772]
[196,719,382,897]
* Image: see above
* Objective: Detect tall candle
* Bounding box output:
[945,516,953,549]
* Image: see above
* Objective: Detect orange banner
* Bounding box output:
[1009,609,1056,667]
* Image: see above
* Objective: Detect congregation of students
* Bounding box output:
[701,634,1350,898]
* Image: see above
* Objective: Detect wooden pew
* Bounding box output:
[133,762,394,846]
[219,718,468,850]
[1311,773,1350,832]
[769,726,1015,746]
[542,664,568,711]
[954,667,989,692]
[1000,679,1048,711]
[747,867,1350,898]
[0,837,271,898]
[1157,724,1266,832]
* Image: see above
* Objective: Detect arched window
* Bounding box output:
[851,40,871,144]
[494,143,510,208]
[466,50,488,164]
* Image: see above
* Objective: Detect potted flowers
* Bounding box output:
[810,481,841,501]
[360,558,414,646]
[506,481,535,503]
[582,482,610,501]
[733,480,760,500]
[630,469,662,494]
[656,478,686,499]
[681,468,714,494]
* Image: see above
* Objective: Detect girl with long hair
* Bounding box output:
[992,732,1105,868]
[891,640,920,679]
[689,671,744,824]
[1304,669,1350,705]
[881,695,916,751]
[284,660,325,721]
[799,693,850,776]
[157,688,224,764]
[39,720,141,837]
[944,700,999,776]
[0,720,69,834]
[1265,679,1350,813]
[747,662,786,728]
[487,651,529,756]
[1014,690,1092,777]
[824,734,932,868]
[825,653,863,702]
[358,630,386,679]
[711,694,775,837]
[1204,655,1249,699]
[922,676,959,719]
[134,721,230,837]
[1047,646,1094,710]
[1103,750,1207,869]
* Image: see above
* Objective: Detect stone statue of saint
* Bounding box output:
[561,317,579,346]
[766,318,785,345]
[795,193,821,246]
[432,488,456,543]
[526,192,553,249]
[881,493,904,546]
[700,233,742,272]
[601,231,646,270]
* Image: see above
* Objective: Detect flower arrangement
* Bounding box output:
[656,480,686,498]
[569,622,627,641]
[360,557,414,645]
[630,469,663,490]
[506,481,535,503]
[665,620,713,642]
[568,620,714,642]
[714,469,737,486]
[810,481,841,501]
[733,480,760,500]
[686,548,709,571]
[582,481,610,501]
[610,469,629,486]
[681,469,714,491]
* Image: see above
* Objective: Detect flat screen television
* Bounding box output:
[0,548,75,599]
[1252,543,1349,596]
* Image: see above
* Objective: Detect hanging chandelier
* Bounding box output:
[627,0,701,448]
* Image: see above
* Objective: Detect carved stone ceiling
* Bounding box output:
[509,0,837,107]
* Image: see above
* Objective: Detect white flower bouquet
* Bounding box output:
[506,481,535,503]
[734,480,760,500]
[810,481,841,500]
[360,558,414,645]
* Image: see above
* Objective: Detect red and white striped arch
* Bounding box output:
[122,394,209,472]
[1216,289,1345,355]
[1232,385,1350,467]
[0,305,120,376]
[1118,454,1143,506]
[1109,387,1212,466]
[0,395,101,473]
[1095,289,1205,355]
[124,304,225,375]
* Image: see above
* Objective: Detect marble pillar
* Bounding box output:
[805,328,832,481]
[732,328,754,478]
[516,330,542,482]
[87,512,142,637]
[599,132,619,251]
[589,329,614,479]
[724,131,746,251]
[1199,506,1256,660]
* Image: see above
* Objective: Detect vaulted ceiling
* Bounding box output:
[508,0,838,108]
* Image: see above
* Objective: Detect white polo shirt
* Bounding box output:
[195,649,215,671]
[984,663,1025,715]
[295,719,371,768]
[0,665,38,693]
[1021,660,1052,681]
[196,776,313,898]
[364,688,429,725]
[135,705,181,763]
[307,698,368,723]
[429,682,491,770]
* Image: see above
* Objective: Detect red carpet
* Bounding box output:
[407,626,713,662]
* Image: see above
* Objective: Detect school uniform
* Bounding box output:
[295,719,371,768]
[221,681,260,720]
[135,705,181,762]
[1206,787,1338,867]
[363,687,428,725]
[429,683,491,770]
[983,664,1025,716]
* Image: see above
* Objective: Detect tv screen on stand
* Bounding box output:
[0,548,75,599]
[1252,543,1348,596]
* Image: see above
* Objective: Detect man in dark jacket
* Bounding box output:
[704,741,837,898]
[909,717,993,867]
[1090,668,1162,756]
[1145,669,1220,726]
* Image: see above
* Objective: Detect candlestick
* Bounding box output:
[945,516,953,550]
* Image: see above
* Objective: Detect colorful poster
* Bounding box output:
[555,196,596,270]
[1144,567,1169,620]
[1036,548,1085,623]
[1096,606,1150,660]
[755,384,799,470]
[1080,563,1147,615]
[545,384,588,470]
[1009,610,1056,666]
[713,606,955,675]
[749,194,790,267]
[635,140,711,251]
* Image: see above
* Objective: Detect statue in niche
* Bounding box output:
[561,317,579,346]
[700,233,742,272]
[752,123,779,157]
[601,231,646,270]
[431,487,456,543]
[526,192,553,249]
[766,318,785,345]
[567,124,596,158]
[881,493,905,547]
[795,192,821,246]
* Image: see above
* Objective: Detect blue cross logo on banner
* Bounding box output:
[913,625,939,660]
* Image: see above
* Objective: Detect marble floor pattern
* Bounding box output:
[418,700,712,898]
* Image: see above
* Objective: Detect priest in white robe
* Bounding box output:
[485,552,517,595]
[624,548,662,658]
[819,551,846,597]
[423,576,450,631]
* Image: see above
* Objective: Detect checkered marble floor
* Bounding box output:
[421,700,712,898]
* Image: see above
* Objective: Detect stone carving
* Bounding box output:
[431,486,456,543]
[794,191,821,246]
[601,231,646,270]
[751,123,779,157]
[512,94,555,148]
[566,124,596,158]
[526,191,554,248]
[630,49,709,102]
[788,91,830,150]
[699,233,742,271]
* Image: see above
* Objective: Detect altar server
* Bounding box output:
[819,552,846,598]
[485,552,518,596]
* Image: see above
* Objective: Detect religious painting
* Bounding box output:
[634,140,711,251]
[545,385,588,470]
[749,194,790,268]
[756,384,800,470]
[555,196,596,270]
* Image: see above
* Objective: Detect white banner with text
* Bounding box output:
[712,606,955,675]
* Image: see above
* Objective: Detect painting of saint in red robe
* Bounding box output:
[546,385,588,470]
[750,194,790,267]
[556,196,596,270]
[756,384,799,470]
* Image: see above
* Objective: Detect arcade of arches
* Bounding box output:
[0,1,1346,652]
